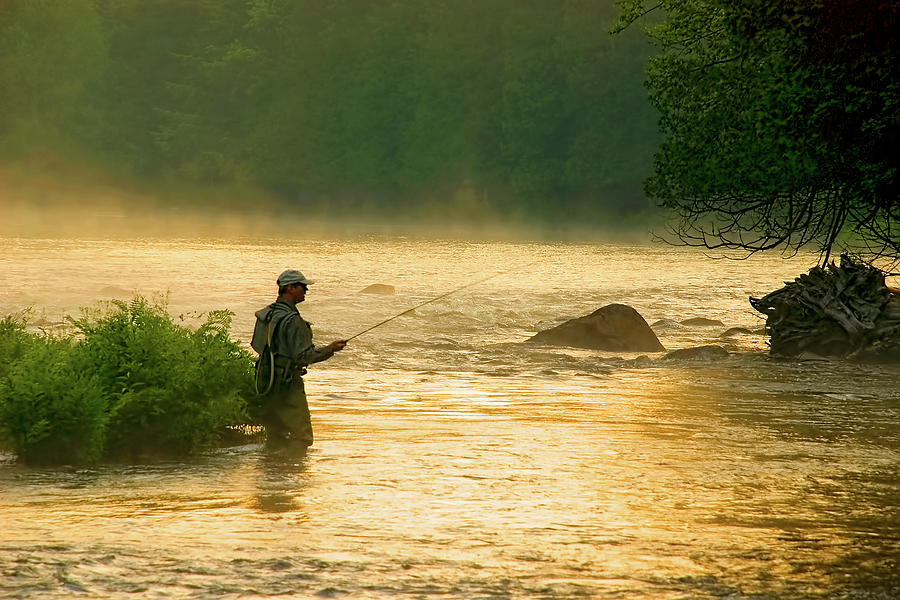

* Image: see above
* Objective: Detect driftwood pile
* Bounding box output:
[750,255,900,360]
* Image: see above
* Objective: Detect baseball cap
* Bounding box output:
[277,269,313,287]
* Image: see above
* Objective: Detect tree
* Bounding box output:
[0,0,107,158]
[1,0,659,224]
[615,0,899,263]
[92,0,253,180]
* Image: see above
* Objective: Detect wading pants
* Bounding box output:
[264,376,313,448]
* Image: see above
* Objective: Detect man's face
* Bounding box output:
[290,283,307,303]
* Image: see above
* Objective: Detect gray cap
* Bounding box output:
[277,269,313,287]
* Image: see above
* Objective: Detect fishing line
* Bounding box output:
[344,260,540,341]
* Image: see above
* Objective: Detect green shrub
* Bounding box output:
[0,335,110,464]
[0,298,256,464]
[0,315,37,382]
[0,315,43,454]
[74,298,256,458]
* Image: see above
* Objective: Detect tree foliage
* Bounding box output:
[615,0,899,262]
[0,0,658,223]
[0,0,107,155]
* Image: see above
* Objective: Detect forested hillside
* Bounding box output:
[0,0,657,225]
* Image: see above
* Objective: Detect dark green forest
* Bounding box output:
[0,0,659,226]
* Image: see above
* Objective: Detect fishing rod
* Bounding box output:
[344,261,539,341]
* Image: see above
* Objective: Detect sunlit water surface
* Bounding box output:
[1,236,898,599]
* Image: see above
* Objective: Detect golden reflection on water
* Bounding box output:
[1,236,899,598]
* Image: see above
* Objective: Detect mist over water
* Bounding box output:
[2,234,899,599]
[0,168,661,244]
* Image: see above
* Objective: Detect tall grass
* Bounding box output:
[0,298,256,464]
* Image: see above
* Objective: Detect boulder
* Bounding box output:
[661,345,729,361]
[527,303,665,352]
[680,317,725,327]
[360,284,396,295]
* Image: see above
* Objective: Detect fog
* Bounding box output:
[0,170,660,245]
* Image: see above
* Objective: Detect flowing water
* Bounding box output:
[1,235,898,599]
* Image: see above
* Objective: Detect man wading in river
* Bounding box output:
[251,269,347,450]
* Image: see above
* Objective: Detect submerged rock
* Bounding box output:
[681,317,725,327]
[360,284,396,295]
[720,327,755,337]
[527,303,665,352]
[630,355,655,367]
[661,345,729,361]
[651,318,684,329]
[98,285,132,297]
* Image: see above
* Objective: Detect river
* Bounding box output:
[1,235,898,599]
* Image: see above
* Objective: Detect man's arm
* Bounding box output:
[279,316,343,366]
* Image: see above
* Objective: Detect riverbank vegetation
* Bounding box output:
[0,299,256,465]
[0,0,657,229]
[615,1,899,263]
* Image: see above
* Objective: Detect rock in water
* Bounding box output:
[662,345,729,361]
[360,284,396,295]
[750,254,900,359]
[720,327,756,337]
[651,319,684,329]
[98,285,132,297]
[680,317,725,327]
[527,304,665,352]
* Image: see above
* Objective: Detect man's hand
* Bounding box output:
[328,340,348,352]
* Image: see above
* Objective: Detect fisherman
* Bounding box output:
[251,269,347,450]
